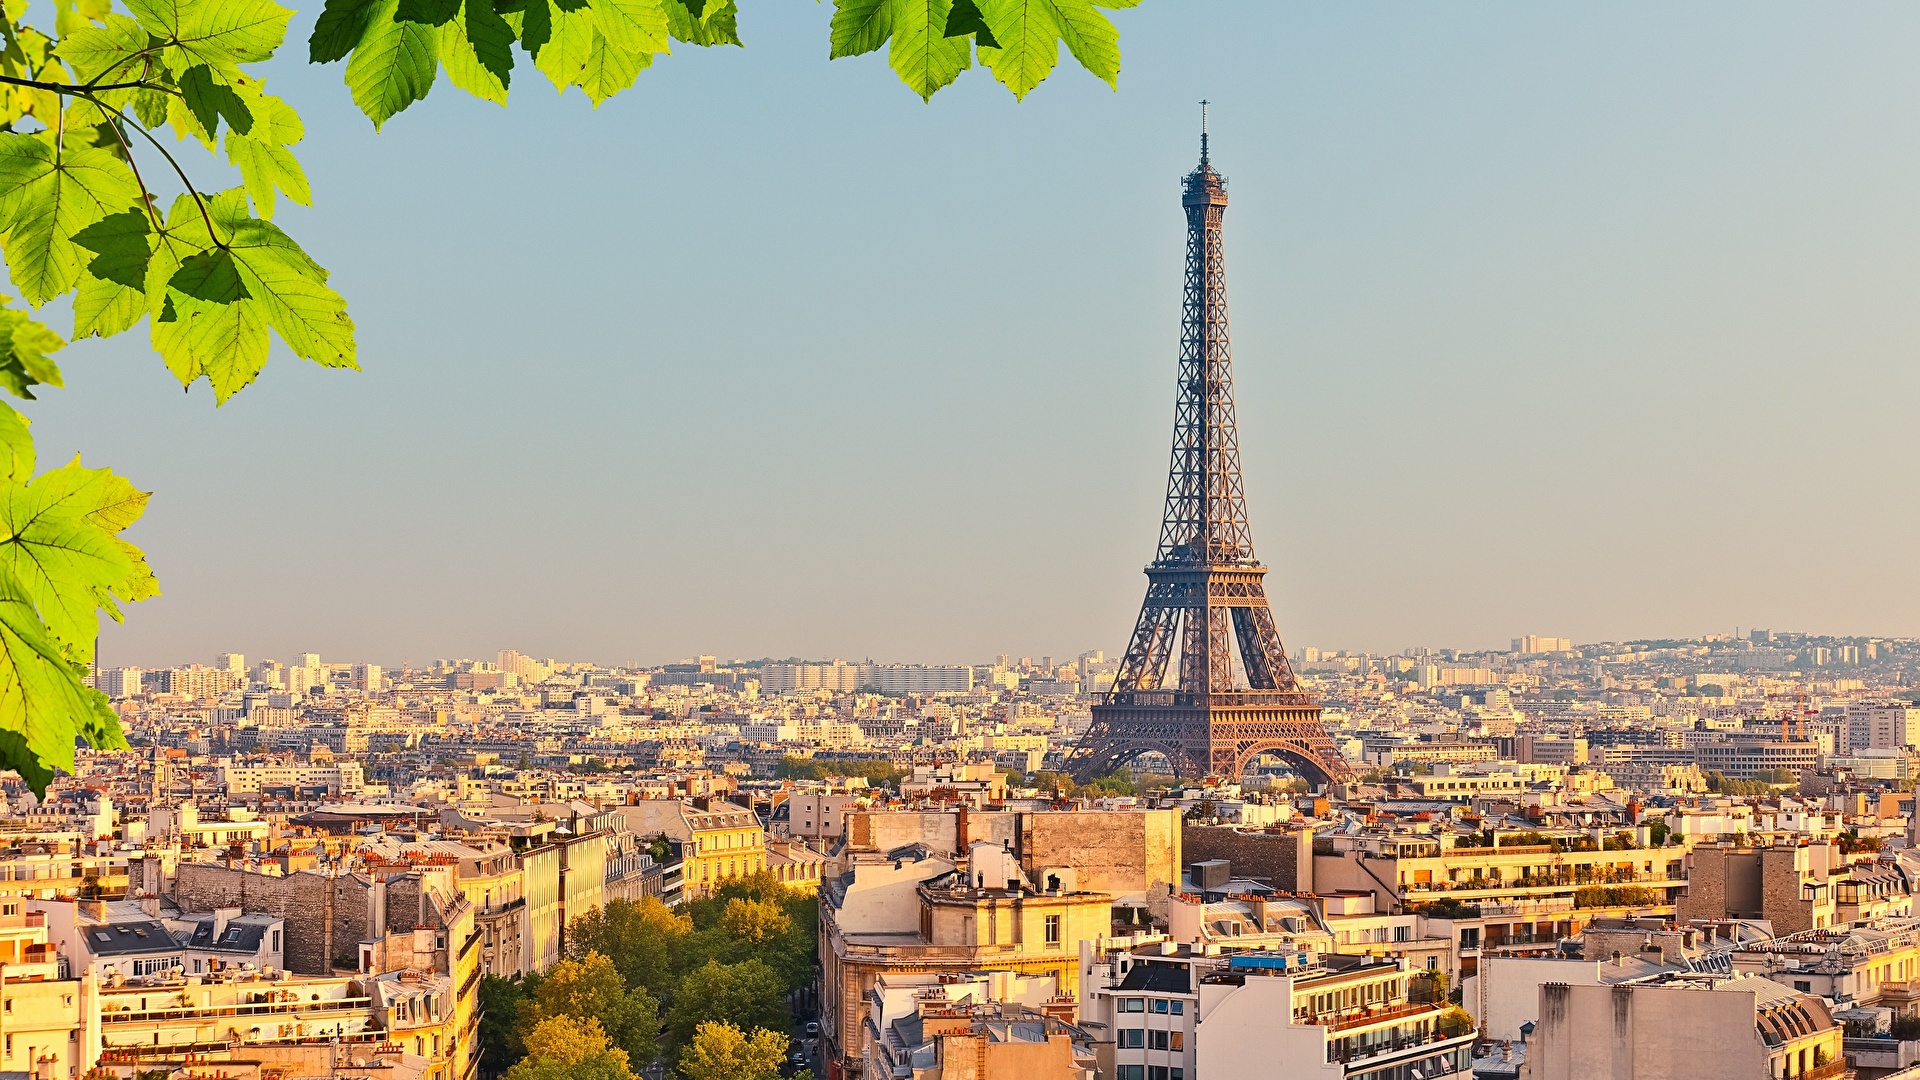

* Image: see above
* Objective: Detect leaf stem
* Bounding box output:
[86,99,161,232]
[90,99,222,248]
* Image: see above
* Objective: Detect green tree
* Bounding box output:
[567,897,693,1002]
[0,0,1154,792]
[520,952,660,1068]
[676,1021,791,1080]
[720,896,792,945]
[479,974,531,1071]
[665,959,790,1052]
[506,1015,638,1080]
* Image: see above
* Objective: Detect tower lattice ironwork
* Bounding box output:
[1066,113,1352,786]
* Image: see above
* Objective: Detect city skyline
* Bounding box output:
[102,626,1912,676]
[38,1,1920,668]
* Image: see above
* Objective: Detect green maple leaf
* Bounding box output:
[436,0,515,104]
[171,63,257,148]
[943,0,995,48]
[0,403,30,483]
[0,134,140,306]
[53,14,155,108]
[0,421,140,796]
[0,564,129,797]
[0,455,155,665]
[888,0,970,100]
[578,29,648,103]
[122,0,292,75]
[833,0,1125,98]
[974,0,1057,99]
[342,0,438,128]
[70,209,153,340]
[587,0,667,56]
[828,0,890,58]
[224,89,310,216]
[151,247,269,396]
[0,299,65,399]
[531,1,593,89]
[309,0,379,62]
[662,0,735,47]
[131,192,352,401]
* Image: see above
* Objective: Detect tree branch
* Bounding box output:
[0,73,164,93]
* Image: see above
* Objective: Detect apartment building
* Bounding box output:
[1303,830,1687,979]
[784,791,864,843]
[617,799,765,900]
[1841,703,1920,754]
[1677,842,1840,935]
[867,997,1092,1080]
[1730,919,1920,1011]
[820,843,1113,1080]
[1080,941,1474,1080]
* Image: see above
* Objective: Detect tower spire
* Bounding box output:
[1198,99,1210,166]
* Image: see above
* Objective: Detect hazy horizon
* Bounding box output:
[29,2,1920,669]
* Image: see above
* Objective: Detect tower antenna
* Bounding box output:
[1199,99,1210,166]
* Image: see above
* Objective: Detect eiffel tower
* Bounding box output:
[1066,110,1352,787]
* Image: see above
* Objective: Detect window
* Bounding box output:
[1171,1032,1185,1051]
[1170,1001,1184,1016]
[1118,1029,1145,1049]
[1795,981,1812,992]
[1151,999,1169,1014]
[1045,915,1061,945]
[1119,998,1146,1013]
[1150,1030,1170,1050]
[1151,1069,1170,1080]
[1117,1068,1145,1080]
[1172,1071,1185,1080]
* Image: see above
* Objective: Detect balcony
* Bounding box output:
[1328,1026,1476,1065]
[1311,1002,1445,1035]
[1800,1058,1847,1080]
[101,996,373,1024]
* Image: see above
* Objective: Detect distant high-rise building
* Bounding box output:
[216,652,245,674]
[1512,635,1572,655]
[355,663,383,693]
[294,652,321,671]
[100,667,143,699]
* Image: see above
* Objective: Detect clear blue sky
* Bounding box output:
[32,1,1920,668]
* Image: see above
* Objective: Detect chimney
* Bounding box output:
[139,894,161,918]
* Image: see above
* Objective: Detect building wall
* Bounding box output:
[1193,976,1344,1080]
[1022,811,1181,902]
[523,845,562,974]
[937,1031,1076,1080]
[1468,958,1608,1042]
[1183,826,1309,892]
[1520,983,1766,1080]
[173,865,382,976]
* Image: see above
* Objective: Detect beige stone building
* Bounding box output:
[1519,977,1841,1080]
[619,799,766,900]
[875,1000,1093,1080]
[821,841,1113,1080]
